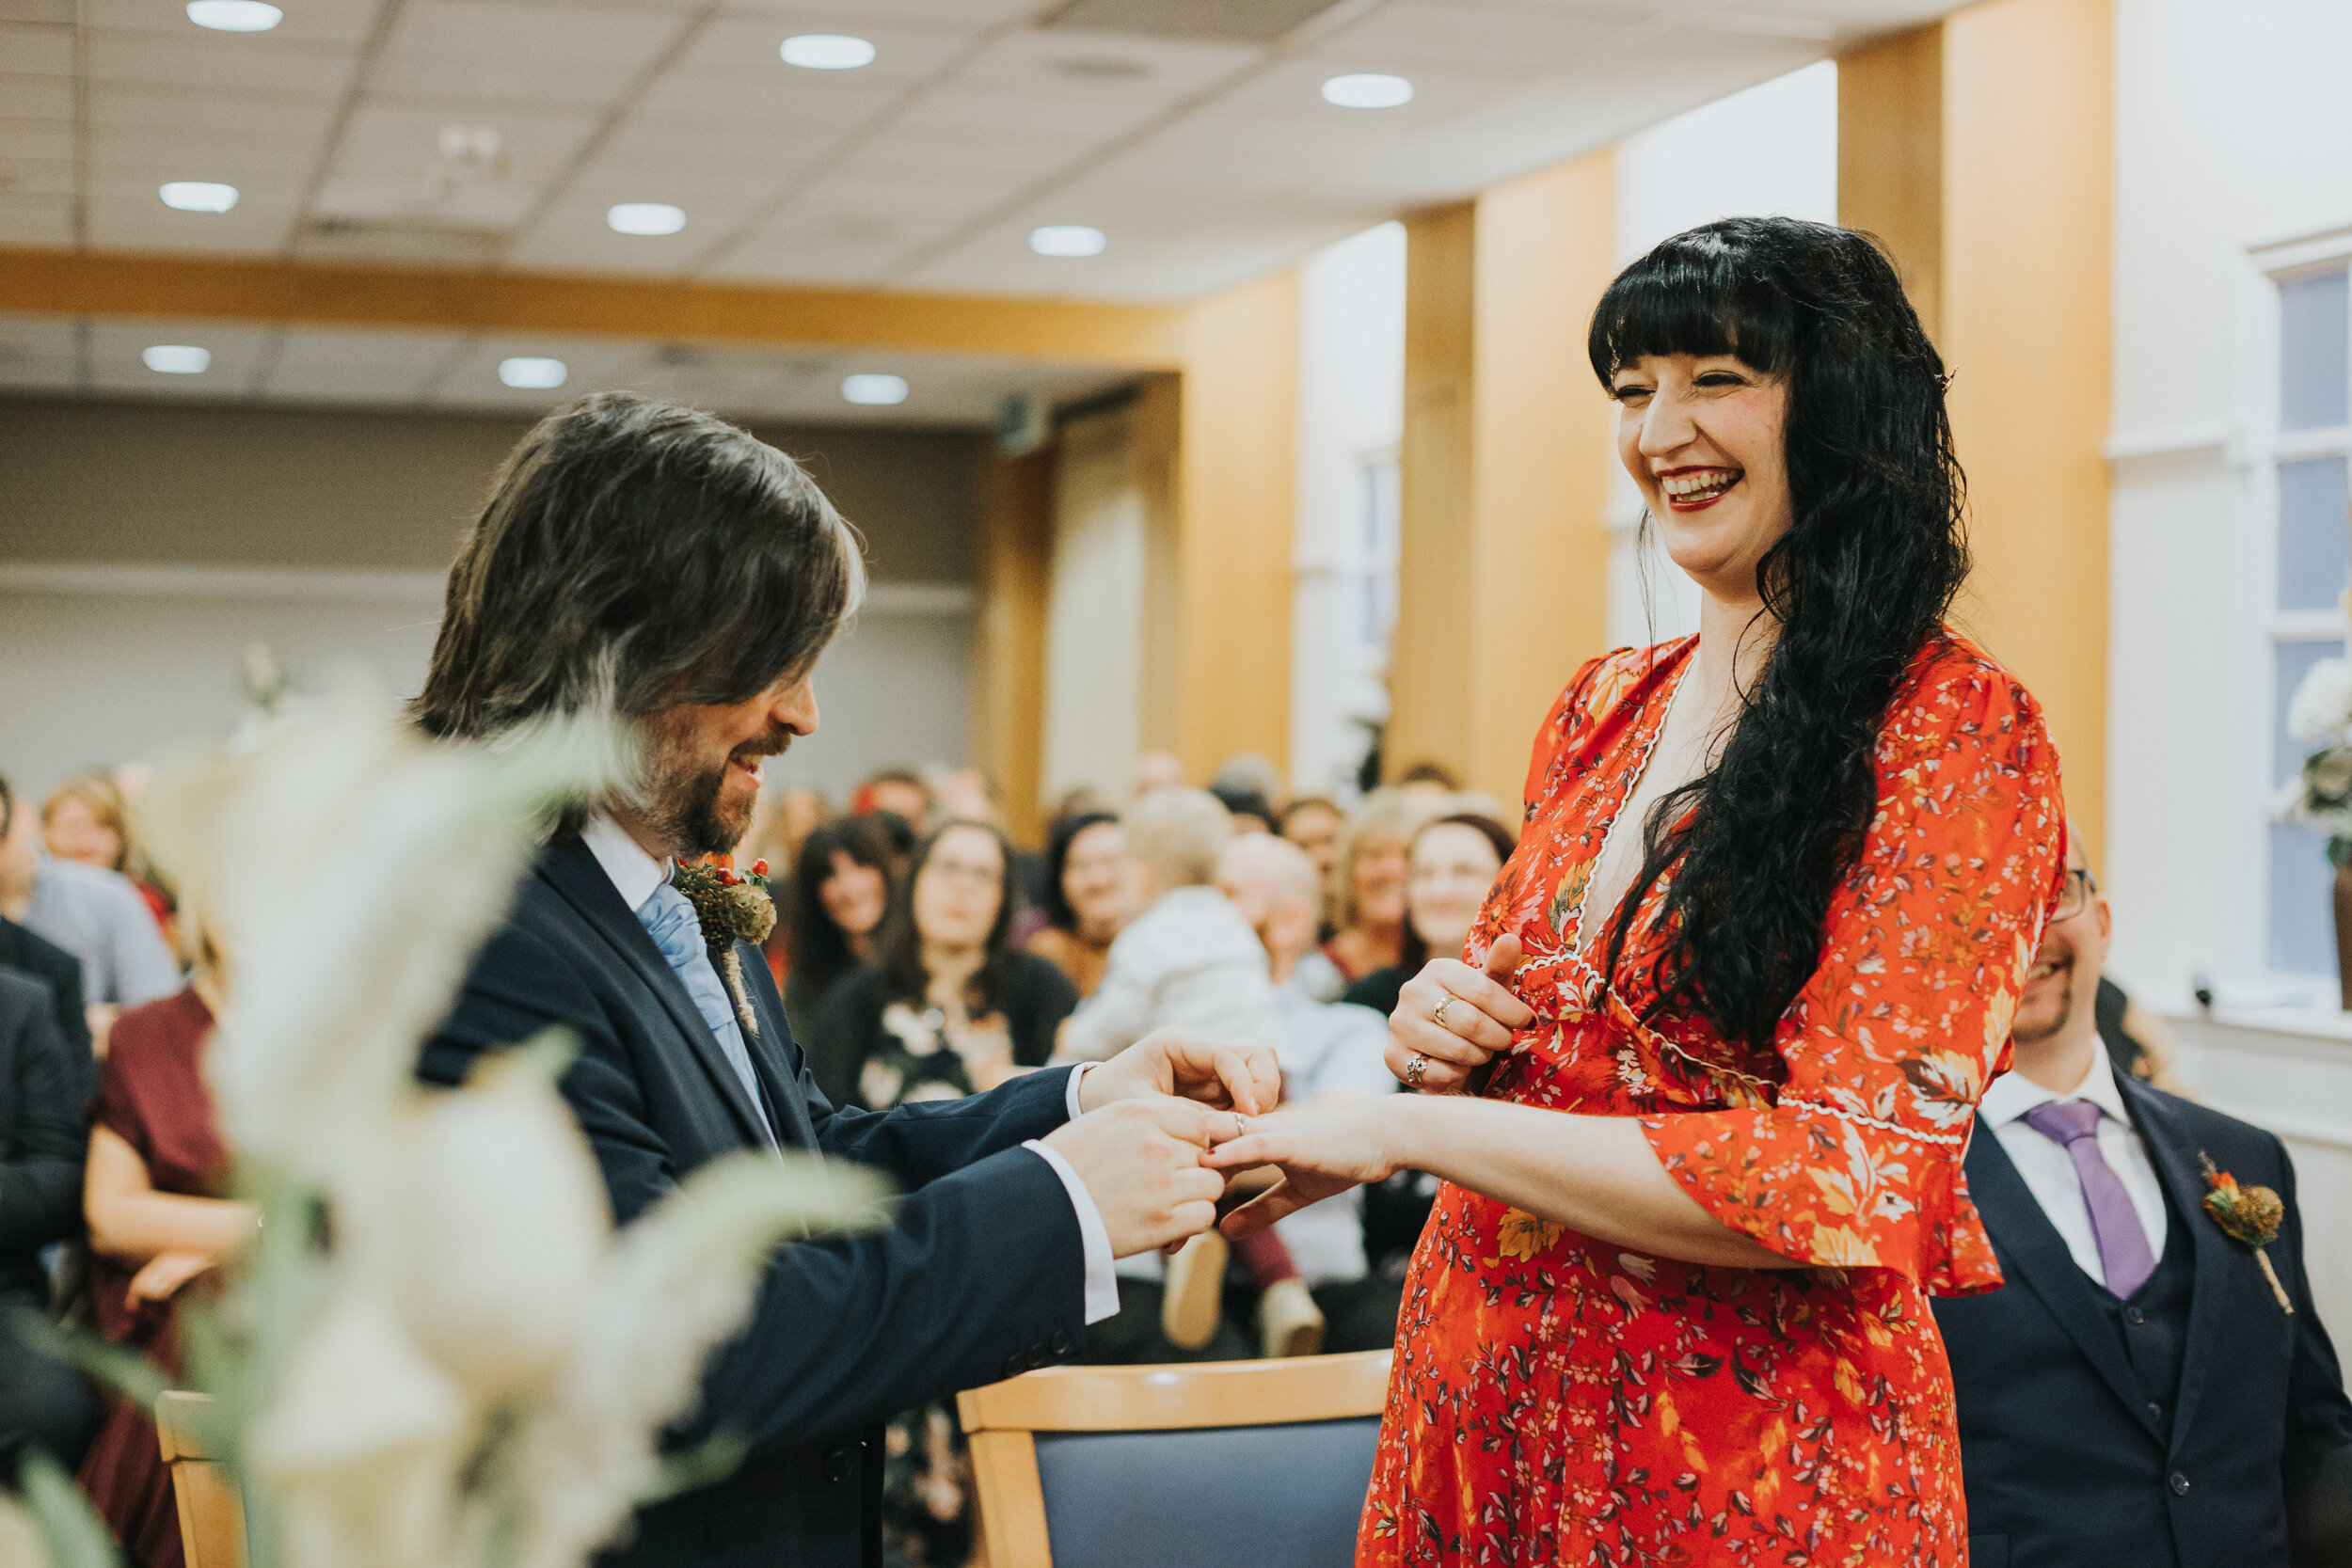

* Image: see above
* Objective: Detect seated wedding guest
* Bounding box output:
[1278,795,1344,919]
[1217,833,1402,1355]
[1132,750,1186,799]
[1934,831,2352,1567]
[1391,758,1458,812]
[1312,789,1434,1000]
[41,775,174,944]
[851,768,932,834]
[936,768,1051,925]
[1208,780,1279,835]
[2099,974,2190,1093]
[1058,789,1280,1064]
[1343,813,1518,1021]
[0,912,91,1065]
[812,819,1078,1568]
[1059,789,1283,1365]
[817,820,1078,1112]
[0,777,181,1051]
[0,966,97,1482]
[781,816,897,1100]
[1213,753,1286,814]
[77,935,253,1568]
[1025,812,1126,1000]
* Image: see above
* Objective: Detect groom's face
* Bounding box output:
[641,671,818,857]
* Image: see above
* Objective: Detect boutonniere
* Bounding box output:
[2199,1152,2295,1314]
[672,858,777,1037]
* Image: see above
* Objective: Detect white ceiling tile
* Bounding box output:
[85,0,379,43]
[264,325,458,400]
[326,101,599,184]
[0,71,73,117]
[88,81,340,135]
[87,28,358,94]
[0,313,79,355]
[381,2,693,76]
[85,316,277,394]
[715,0,1030,31]
[0,119,73,161]
[1315,1,1616,72]
[0,197,72,245]
[91,125,322,176]
[675,16,969,84]
[0,22,72,75]
[951,25,1260,98]
[86,194,300,250]
[0,359,82,391]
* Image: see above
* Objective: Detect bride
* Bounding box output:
[1208,215,2066,1565]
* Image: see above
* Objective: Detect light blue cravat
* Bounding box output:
[636,879,777,1148]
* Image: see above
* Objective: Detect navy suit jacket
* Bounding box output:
[421,834,1090,1568]
[1933,1074,2352,1568]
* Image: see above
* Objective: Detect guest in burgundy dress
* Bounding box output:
[75,966,251,1568]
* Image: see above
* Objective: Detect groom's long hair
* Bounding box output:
[411,392,865,745]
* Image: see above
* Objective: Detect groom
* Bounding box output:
[415,393,1272,1568]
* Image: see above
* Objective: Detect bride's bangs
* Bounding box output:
[1586,230,1798,385]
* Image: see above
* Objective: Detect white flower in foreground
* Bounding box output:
[251,1291,475,1568]
[0,1492,50,1568]
[505,1153,887,1568]
[139,686,624,1194]
[368,1042,612,1402]
[2289,657,2352,743]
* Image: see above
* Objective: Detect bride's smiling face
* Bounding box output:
[1610,352,1792,602]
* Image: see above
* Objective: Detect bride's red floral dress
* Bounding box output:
[1361,631,2066,1567]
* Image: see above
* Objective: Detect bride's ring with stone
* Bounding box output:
[1433,995,1459,1033]
[1404,1053,1431,1087]
[1227,1110,1247,1142]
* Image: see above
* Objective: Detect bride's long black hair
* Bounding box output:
[1587,216,1968,1053]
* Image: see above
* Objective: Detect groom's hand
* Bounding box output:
[1078,1027,1280,1118]
[1041,1096,1225,1258]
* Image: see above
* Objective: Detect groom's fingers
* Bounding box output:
[1205,1041,1279,1117]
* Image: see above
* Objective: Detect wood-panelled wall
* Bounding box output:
[1166,271,1298,784]
[1841,0,2113,863]
[1389,155,1618,803]
[969,443,1055,847]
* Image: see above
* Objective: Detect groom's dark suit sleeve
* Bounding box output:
[423,899,1090,1460]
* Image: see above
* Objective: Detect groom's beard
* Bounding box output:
[640,719,792,858]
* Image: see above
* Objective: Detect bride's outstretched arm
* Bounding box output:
[1204,1095,1797,1271]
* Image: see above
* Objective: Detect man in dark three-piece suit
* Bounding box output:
[413,393,1276,1568]
[1934,832,2352,1568]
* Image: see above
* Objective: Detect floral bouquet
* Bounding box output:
[5,689,882,1568]
[2284,655,2352,866]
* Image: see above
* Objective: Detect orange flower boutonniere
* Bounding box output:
[2199,1152,2294,1314]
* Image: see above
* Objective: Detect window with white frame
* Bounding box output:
[2264,258,2351,977]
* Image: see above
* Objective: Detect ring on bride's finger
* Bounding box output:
[1228,1110,1246,1142]
[1432,995,1458,1032]
[1404,1053,1430,1087]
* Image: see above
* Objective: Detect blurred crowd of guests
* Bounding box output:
[3,748,2341,1568]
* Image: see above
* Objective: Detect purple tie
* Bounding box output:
[2023,1099,2157,1298]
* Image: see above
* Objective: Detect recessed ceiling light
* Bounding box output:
[608,202,686,235]
[142,344,211,374]
[1029,225,1106,258]
[841,373,908,406]
[159,182,239,212]
[499,356,567,389]
[186,0,281,28]
[781,34,874,70]
[1321,72,1413,108]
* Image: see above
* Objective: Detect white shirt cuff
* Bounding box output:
[1063,1060,1093,1120]
[1024,1138,1121,1325]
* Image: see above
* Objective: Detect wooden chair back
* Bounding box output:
[154,1390,246,1568]
[956,1350,1391,1568]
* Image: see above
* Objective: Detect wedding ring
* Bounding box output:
[1433,995,1458,1033]
[1405,1053,1430,1087]
[1228,1111,1246,1142]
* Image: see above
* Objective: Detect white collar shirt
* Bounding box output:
[1979,1048,2171,1290]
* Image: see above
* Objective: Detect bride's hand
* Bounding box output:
[1201,1101,1406,1240]
[1387,935,1533,1095]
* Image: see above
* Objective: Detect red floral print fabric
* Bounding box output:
[1361,631,2066,1567]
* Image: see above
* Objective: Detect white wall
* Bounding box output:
[2106,0,2352,1010]
[1040,405,1148,809]
[1605,61,1840,650]
[1292,221,1406,802]
[0,570,973,810]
